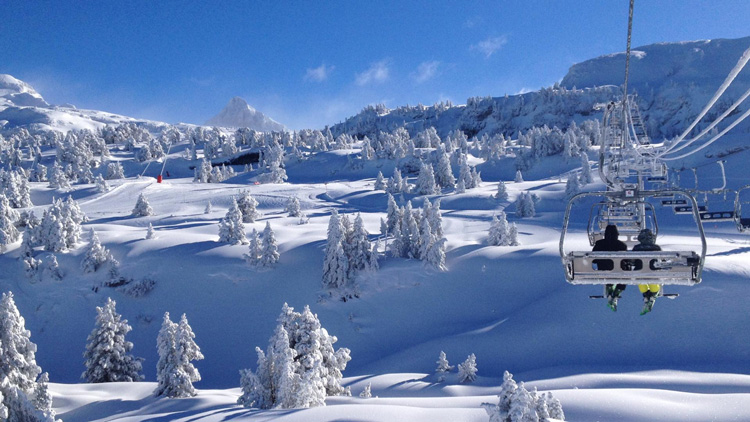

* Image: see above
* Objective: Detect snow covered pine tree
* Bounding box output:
[82,297,143,382]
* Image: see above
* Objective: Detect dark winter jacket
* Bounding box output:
[592,225,627,271]
[632,229,660,251]
[632,229,661,270]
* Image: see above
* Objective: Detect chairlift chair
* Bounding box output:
[561,189,706,286]
[734,185,750,232]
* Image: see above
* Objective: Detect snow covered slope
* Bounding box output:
[205,96,285,131]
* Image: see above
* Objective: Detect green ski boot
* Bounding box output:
[640,293,656,315]
[605,285,619,312]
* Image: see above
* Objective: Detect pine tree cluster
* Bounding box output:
[387,196,447,271]
[322,211,378,299]
[482,371,565,422]
[238,303,351,409]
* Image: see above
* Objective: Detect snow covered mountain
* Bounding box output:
[205,96,285,131]
[0,73,165,133]
[0,74,48,108]
[331,37,750,141]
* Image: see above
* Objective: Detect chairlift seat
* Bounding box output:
[662,199,687,206]
[564,251,702,286]
[674,205,707,214]
[699,210,735,222]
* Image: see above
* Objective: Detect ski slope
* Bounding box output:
[2,135,750,420]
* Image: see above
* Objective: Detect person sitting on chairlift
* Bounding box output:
[631,228,661,315]
[593,224,627,311]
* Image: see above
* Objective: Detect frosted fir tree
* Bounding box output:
[218,198,247,245]
[546,392,565,420]
[45,255,63,281]
[416,162,439,195]
[495,180,509,201]
[82,297,143,383]
[488,370,518,422]
[259,222,279,268]
[154,312,203,398]
[47,162,70,189]
[515,192,536,218]
[580,154,593,185]
[262,161,288,184]
[204,201,212,214]
[32,372,55,420]
[359,383,372,398]
[455,178,466,194]
[0,292,58,421]
[389,221,405,258]
[458,158,473,190]
[244,229,261,267]
[457,353,477,383]
[471,166,482,188]
[132,193,153,217]
[0,197,20,253]
[386,168,405,194]
[373,171,386,191]
[146,222,155,239]
[508,382,537,422]
[426,198,444,239]
[401,201,419,259]
[95,174,109,193]
[507,223,520,246]
[434,146,456,189]
[193,159,212,183]
[565,175,581,200]
[81,229,116,273]
[531,388,550,421]
[106,162,125,180]
[175,314,203,394]
[322,211,350,292]
[19,228,34,260]
[488,211,512,246]
[348,214,374,274]
[285,196,301,217]
[515,169,524,183]
[154,313,177,397]
[236,191,260,223]
[418,216,434,263]
[385,193,400,233]
[435,351,454,374]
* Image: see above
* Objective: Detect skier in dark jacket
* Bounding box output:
[632,228,661,315]
[593,224,627,311]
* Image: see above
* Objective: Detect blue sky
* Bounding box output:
[2,1,749,130]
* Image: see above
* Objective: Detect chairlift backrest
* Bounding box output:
[561,189,707,286]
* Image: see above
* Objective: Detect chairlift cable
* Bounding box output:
[661,84,750,159]
[662,106,750,161]
[659,45,750,156]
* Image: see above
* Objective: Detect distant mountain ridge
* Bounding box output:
[331,36,750,141]
[205,97,285,132]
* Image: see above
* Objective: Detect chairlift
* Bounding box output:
[561,189,706,286]
[734,185,750,232]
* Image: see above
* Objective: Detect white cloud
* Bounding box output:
[304,63,335,82]
[355,60,391,86]
[471,35,508,58]
[412,61,440,84]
